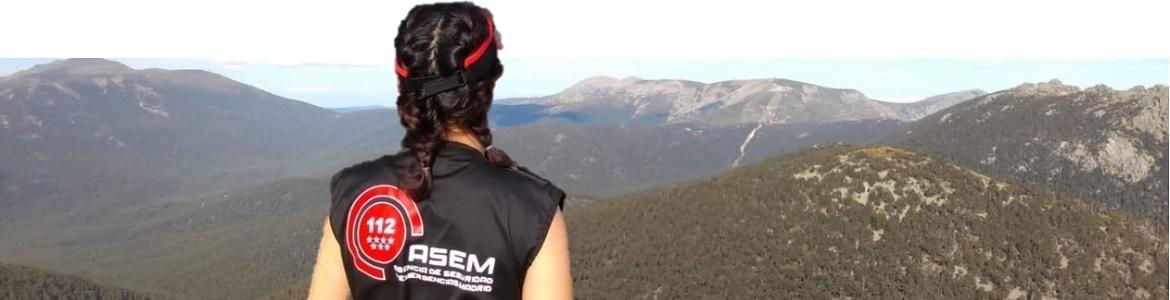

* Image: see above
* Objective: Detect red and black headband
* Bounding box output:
[396,16,499,99]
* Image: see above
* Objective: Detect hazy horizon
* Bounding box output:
[1,58,1165,108]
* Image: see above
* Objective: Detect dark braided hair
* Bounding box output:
[394,2,516,200]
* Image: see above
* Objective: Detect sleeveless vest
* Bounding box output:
[328,142,564,299]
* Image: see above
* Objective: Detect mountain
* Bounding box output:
[0,59,976,215]
[0,58,402,221]
[0,262,150,299]
[0,59,404,298]
[890,80,1168,225]
[884,89,987,120]
[568,145,1167,299]
[493,76,984,127]
[482,78,981,195]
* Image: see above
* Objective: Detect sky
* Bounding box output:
[1,0,1167,107]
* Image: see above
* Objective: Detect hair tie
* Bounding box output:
[396,15,499,98]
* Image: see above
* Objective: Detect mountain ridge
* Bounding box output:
[498,76,985,127]
[0,58,400,221]
[891,79,1169,225]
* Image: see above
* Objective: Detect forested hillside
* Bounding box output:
[568,145,1167,299]
[0,262,150,299]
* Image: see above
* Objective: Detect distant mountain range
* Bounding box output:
[0,58,1163,299]
[483,77,983,194]
[491,75,985,127]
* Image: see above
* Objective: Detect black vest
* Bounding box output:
[328,142,564,299]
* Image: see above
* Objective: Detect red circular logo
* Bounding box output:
[356,202,407,264]
[346,185,424,280]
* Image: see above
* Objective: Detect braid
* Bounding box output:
[465,81,517,169]
[395,6,451,200]
[395,88,444,199]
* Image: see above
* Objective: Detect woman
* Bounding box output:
[307,2,572,299]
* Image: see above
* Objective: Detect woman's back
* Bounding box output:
[308,3,572,299]
[327,142,564,299]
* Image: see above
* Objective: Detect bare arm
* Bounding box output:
[307,218,350,300]
[522,209,573,300]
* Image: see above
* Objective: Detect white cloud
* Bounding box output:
[1,0,1166,64]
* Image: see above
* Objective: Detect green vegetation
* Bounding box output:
[567,145,1167,299]
[0,262,149,299]
[0,177,329,299]
[892,82,1168,225]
